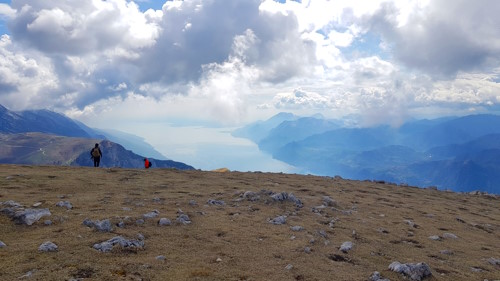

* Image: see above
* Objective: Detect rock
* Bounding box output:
[429,235,441,241]
[0,241,6,248]
[269,215,286,225]
[318,230,328,239]
[311,205,327,214]
[38,241,58,252]
[216,257,222,263]
[12,208,51,225]
[404,220,417,228]
[156,255,166,261]
[369,271,390,281]
[487,257,500,266]
[285,264,293,270]
[442,233,458,239]
[158,218,172,226]
[83,219,113,232]
[136,219,145,225]
[377,228,389,234]
[388,262,432,281]
[93,236,145,252]
[290,226,304,231]
[242,191,260,201]
[207,199,225,206]
[270,192,303,207]
[55,201,73,210]
[322,196,337,207]
[176,210,191,225]
[189,200,197,206]
[32,202,42,207]
[304,247,312,254]
[440,250,454,255]
[471,267,483,272]
[143,210,160,219]
[117,221,125,228]
[340,241,353,253]
[44,220,52,226]
[18,270,36,279]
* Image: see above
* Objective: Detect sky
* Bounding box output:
[1,0,500,170]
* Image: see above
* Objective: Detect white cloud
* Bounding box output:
[0,0,498,129]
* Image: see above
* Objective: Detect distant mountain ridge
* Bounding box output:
[234,112,500,193]
[0,132,194,170]
[0,104,168,161]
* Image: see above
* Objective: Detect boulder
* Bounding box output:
[93,236,144,252]
[38,241,58,252]
[388,262,432,281]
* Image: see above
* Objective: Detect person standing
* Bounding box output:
[144,158,152,169]
[90,143,102,167]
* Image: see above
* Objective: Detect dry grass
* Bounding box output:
[0,164,499,281]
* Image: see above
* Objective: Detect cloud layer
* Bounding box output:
[0,0,499,126]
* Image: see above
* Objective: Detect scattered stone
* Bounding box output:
[136,219,145,225]
[32,202,42,207]
[309,238,315,244]
[304,247,312,254]
[285,264,293,270]
[311,205,327,214]
[429,235,441,241]
[440,250,454,255]
[44,220,52,226]
[340,241,353,253]
[328,219,336,228]
[404,220,417,228]
[38,241,58,252]
[322,196,337,207]
[216,257,222,263]
[156,255,166,261]
[137,233,145,241]
[12,208,51,225]
[388,261,432,281]
[176,210,191,225]
[117,221,125,228]
[318,230,328,239]
[189,200,197,206]
[270,192,303,207]
[83,219,113,232]
[55,201,73,210]
[244,191,261,202]
[93,236,145,252]
[377,228,389,234]
[456,217,466,223]
[207,199,225,206]
[143,210,160,219]
[122,207,132,211]
[158,218,172,226]
[269,215,287,225]
[442,233,458,239]
[487,257,500,266]
[471,267,483,272]
[290,226,304,232]
[369,271,390,281]
[334,175,342,180]
[0,241,6,248]
[18,270,36,279]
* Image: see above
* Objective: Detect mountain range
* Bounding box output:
[233,113,500,193]
[0,104,193,170]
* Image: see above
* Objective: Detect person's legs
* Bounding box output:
[96,157,100,167]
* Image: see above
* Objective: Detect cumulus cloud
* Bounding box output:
[0,0,498,127]
[367,0,500,77]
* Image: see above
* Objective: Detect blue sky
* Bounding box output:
[0,0,499,169]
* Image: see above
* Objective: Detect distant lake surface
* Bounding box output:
[135,124,299,173]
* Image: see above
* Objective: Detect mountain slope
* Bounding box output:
[1,104,168,160]
[0,132,194,170]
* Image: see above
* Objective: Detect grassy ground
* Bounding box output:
[0,164,498,281]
